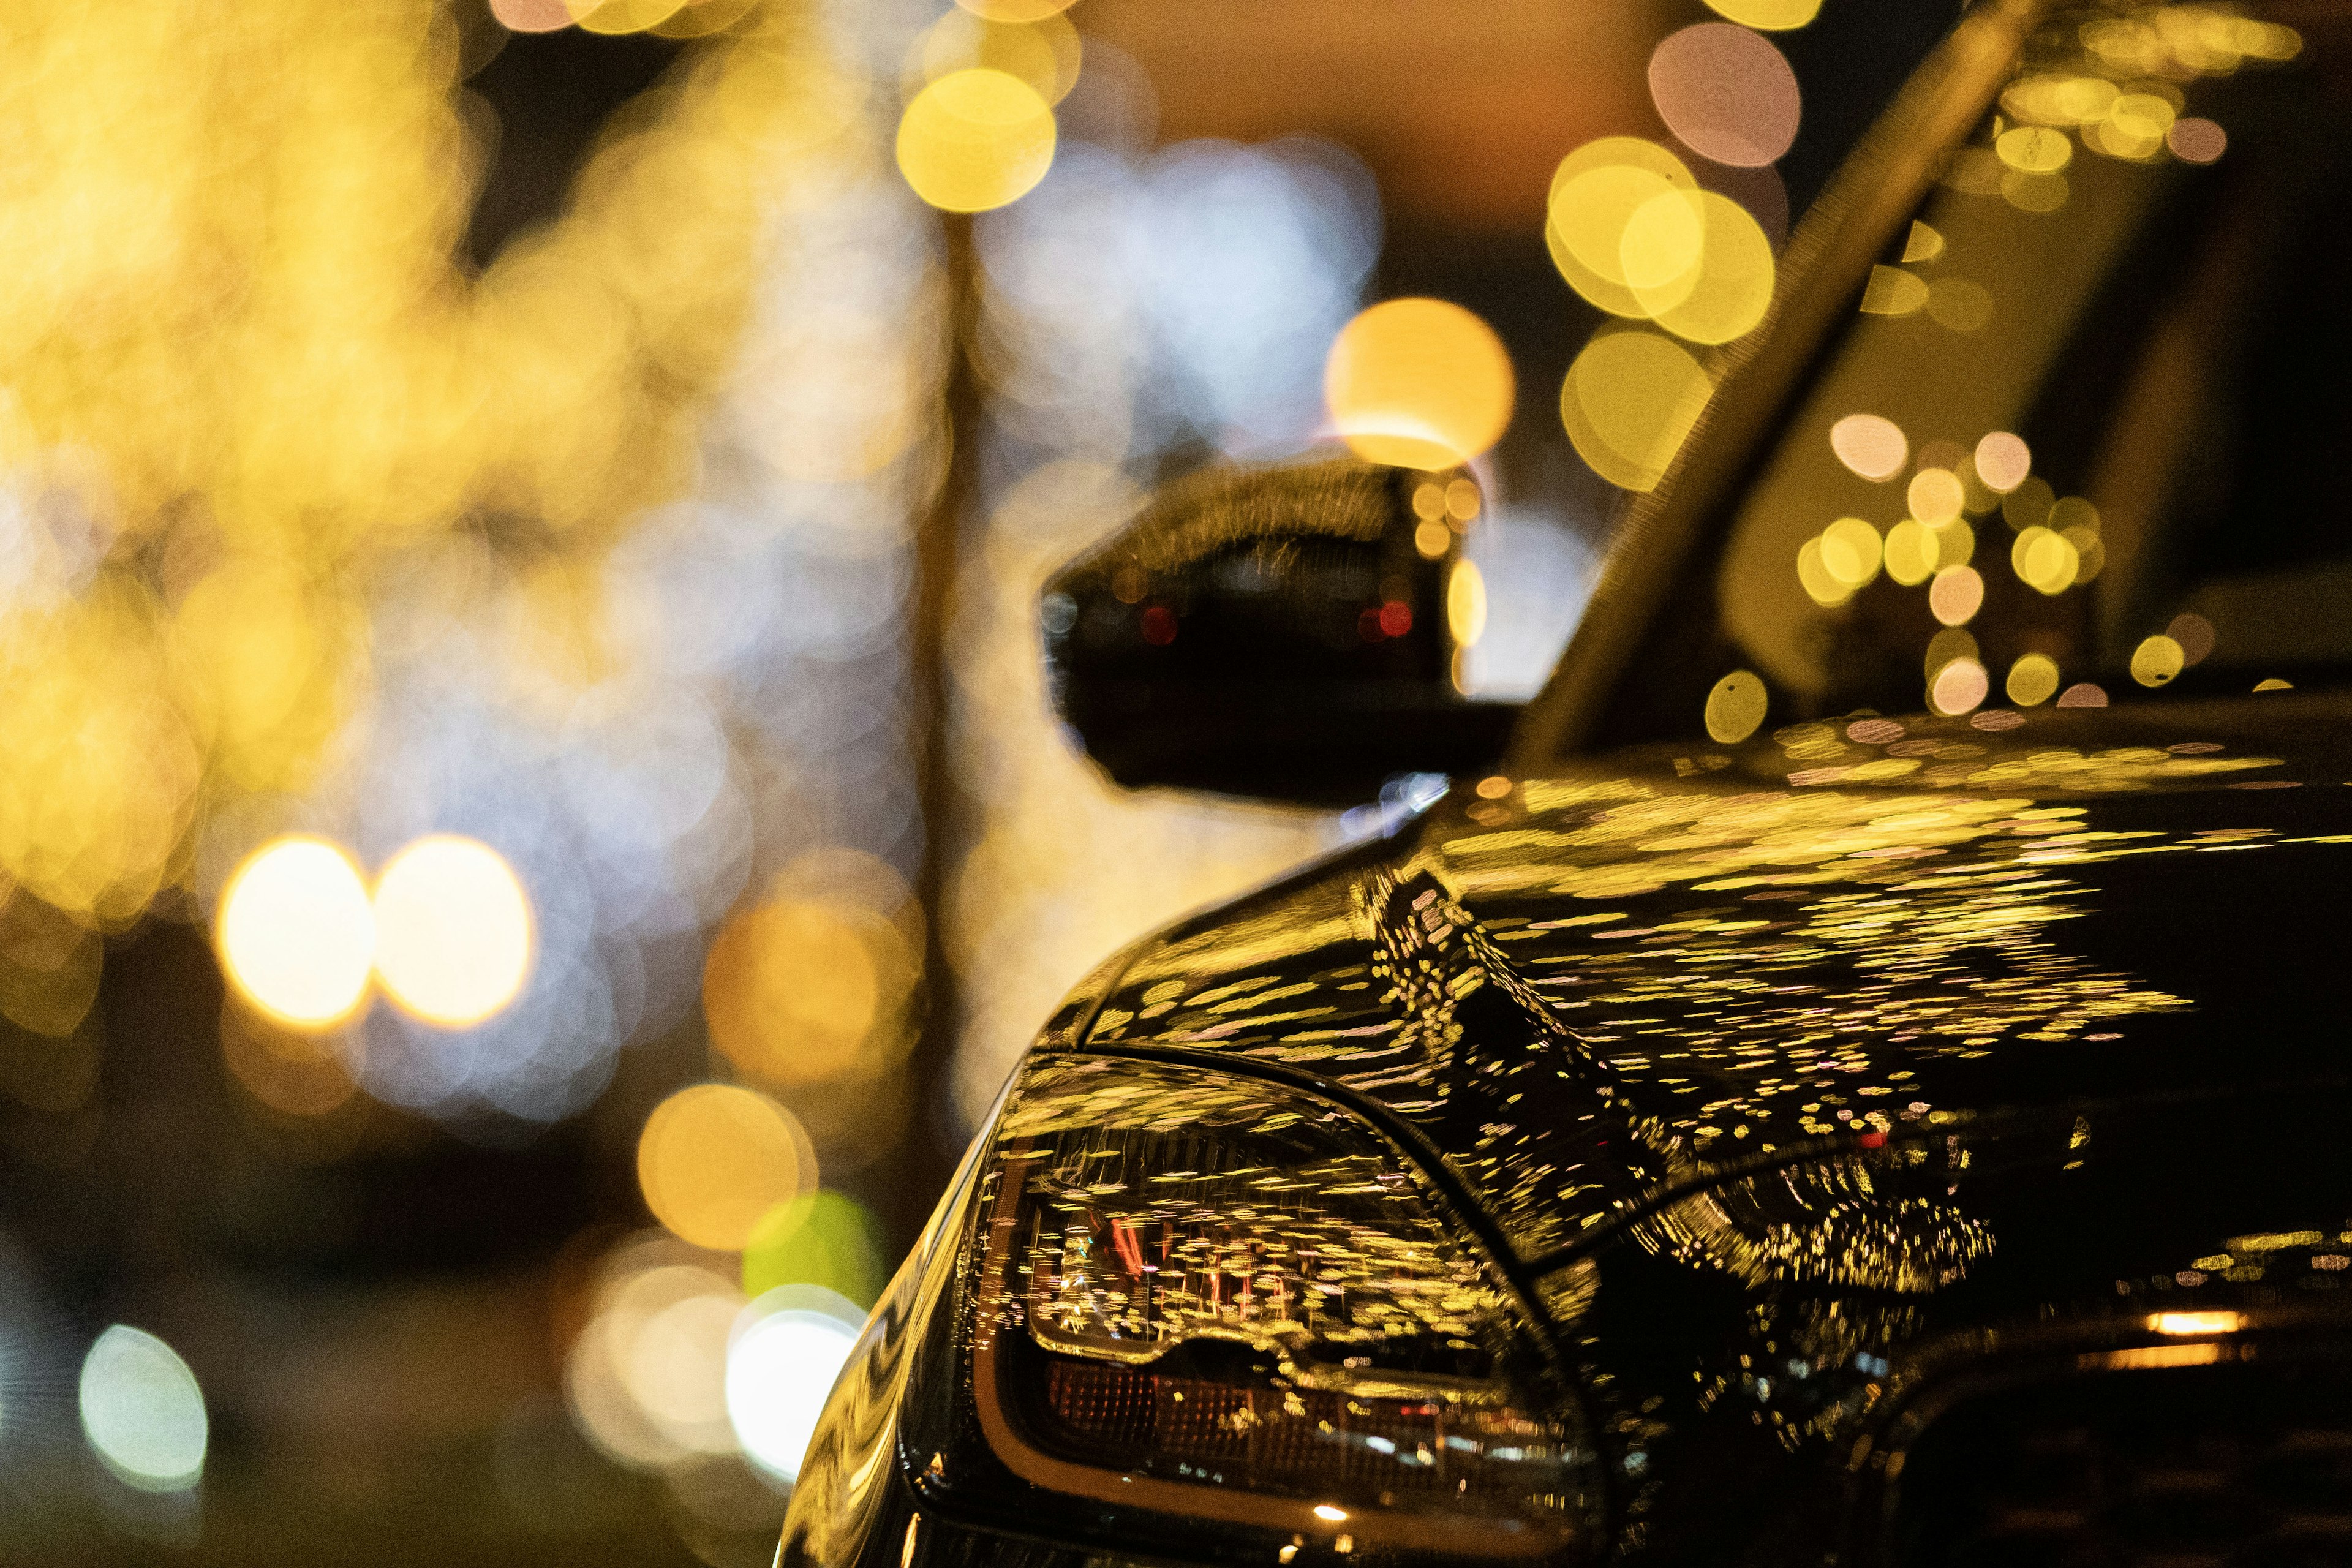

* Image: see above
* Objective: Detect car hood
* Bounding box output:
[1061,692,2352,1268]
[1045,693,2352,1558]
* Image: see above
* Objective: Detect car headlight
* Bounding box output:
[785,1049,1604,1566]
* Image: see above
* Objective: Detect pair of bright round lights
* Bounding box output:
[215,834,533,1031]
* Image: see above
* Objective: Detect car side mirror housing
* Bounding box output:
[1041,456,1520,807]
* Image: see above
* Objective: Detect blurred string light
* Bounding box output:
[79,1326,207,1494]
[1550,9,1809,492]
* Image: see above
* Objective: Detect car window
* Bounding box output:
[1591,7,2347,749]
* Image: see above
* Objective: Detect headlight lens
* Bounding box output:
[944,1052,1600,1561]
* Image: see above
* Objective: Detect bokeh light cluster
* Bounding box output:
[1548,7,1809,491]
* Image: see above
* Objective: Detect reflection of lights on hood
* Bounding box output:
[1313,1505,1349,1522]
[2149,1310,2243,1336]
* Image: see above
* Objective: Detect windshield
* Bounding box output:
[1587,6,2350,752]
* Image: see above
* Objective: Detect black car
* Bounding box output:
[784,2,2352,1562]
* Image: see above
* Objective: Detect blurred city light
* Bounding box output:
[566,1240,749,1469]
[638,1084,812,1251]
[1703,0,1821,28]
[1323,298,1514,470]
[1648,24,1802,167]
[743,1189,886,1305]
[79,1326,207,1493]
[371,834,535,1028]
[725,1284,864,1482]
[897,68,1059,213]
[216,837,377,1030]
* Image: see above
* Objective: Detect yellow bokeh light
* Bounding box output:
[1704,670,1768,744]
[1927,277,1995,333]
[638,1084,811,1251]
[1819,517,1883,589]
[2007,652,2062,707]
[370,835,534,1029]
[1324,298,1515,469]
[916,9,1081,105]
[1924,627,1978,680]
[1929,657,1989,717]
[1995,125,2073,173]
[1932,518,1976,568]
[216,837,375,1030]
[575,0,690,35]
[1626,190,1775,345]
[1620,191,1706,303]
[1545,138,1697,318]
[1559,328,1713,492]
[954,0,1076,20]
[1796,537,1849,607]
[704,897,917,1087]
[1860,265,1929,317]
[1883,520,1936,586]
[895,68,1057,214]
[2011,526,2081,595]
[1445,477,1481,522]
[1975,431,2031,492]
[1447,560,1488,647]
[2090,92,2176,160]
[1702,0,1822,29]
[2131,635,2186,687]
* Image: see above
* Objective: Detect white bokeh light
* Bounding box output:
[725,1286,866,1483]
[79,1325,208,1493]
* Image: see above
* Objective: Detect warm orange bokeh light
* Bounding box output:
[1324,298,1515,470]
[703,899,914,1087]
[895,68,1057,213]
[637,1084,811,1251]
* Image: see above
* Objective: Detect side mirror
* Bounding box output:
[1041,456,1520,806]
